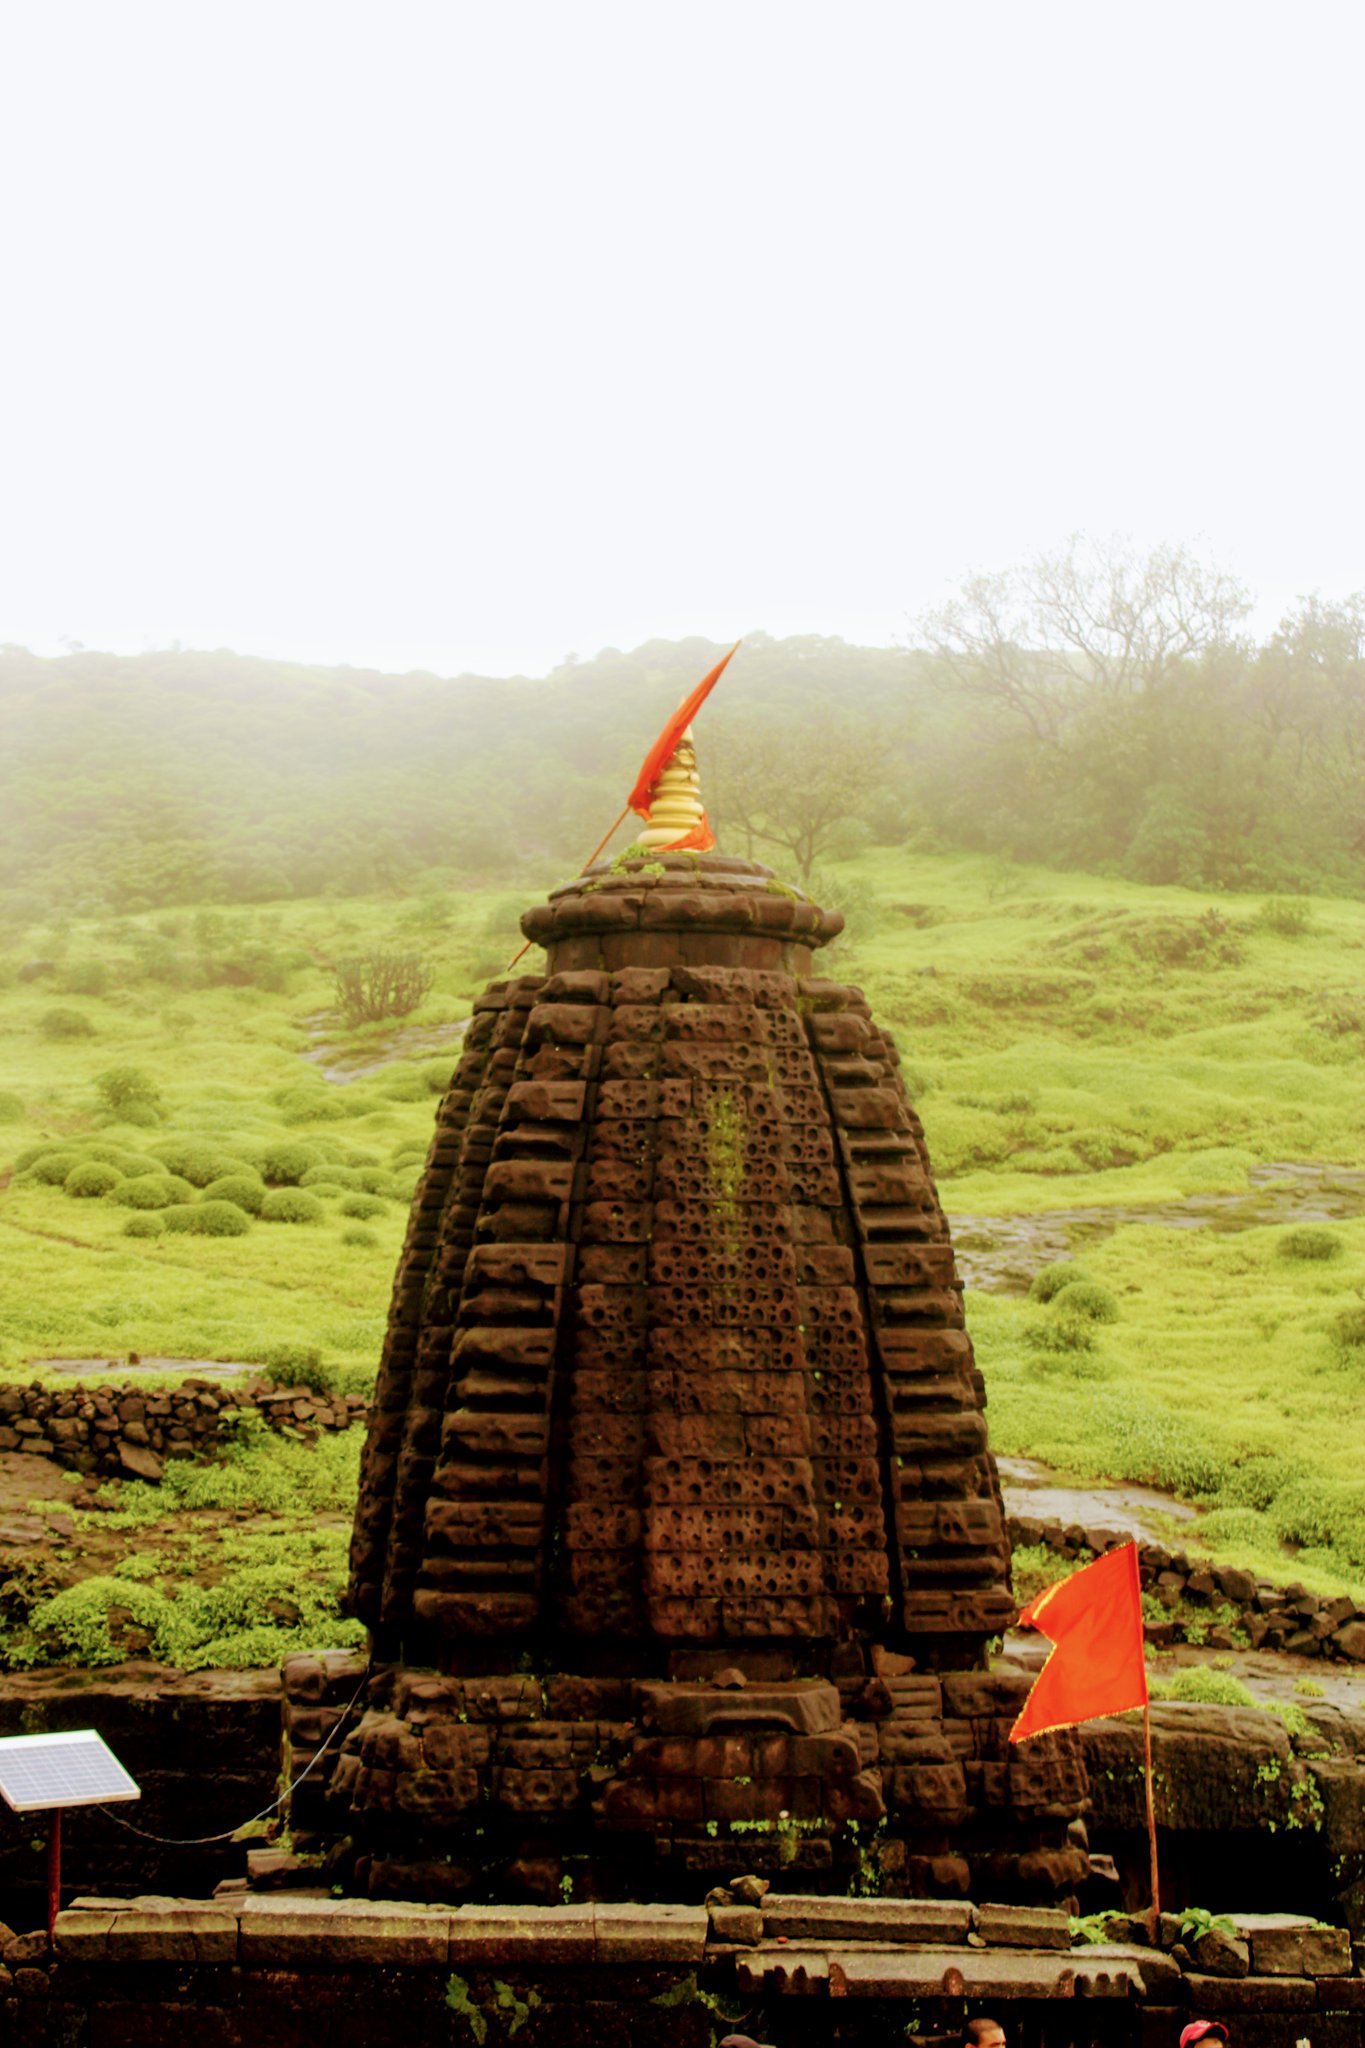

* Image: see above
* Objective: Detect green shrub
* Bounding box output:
[260,1187,326,1224]
[112,1174,193,1210]
[389,1144,428,1169]
[0,1091,23,1122]
[95,1067,162,1120]
[1029,1260,1092,1303]
[64,1160,124,1198]
[273,1081,342,1122]
[1052,1280,1120,1323]
[386,1165,421,1199]
[299,1165,363,1191]
[341,1227,379,1248]
[1277,1226,1342,1262]
[1024,1312,1097,1355]
[1332,1306,1365,1353]
[339,1193,387,1219]
[40,1007,95,1039]
[122,1213,165,1239]
[189,1200,252,1237]
[351,1168,396,1196]
[1256,896,1314,937]
[151,1141,254,1189]
[117,1154,165,1179]
[202,1174,266,1215]
[60,959,111,997]
[257,1141,322,1186]
[261,1344,333,1395]
[1152,1668,1257,1708]
[23,1150,81,1185]
[161,1205,198,1233]
[382,1069,432,1103]
[118,1101,161,1128]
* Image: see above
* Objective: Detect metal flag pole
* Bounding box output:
[1143,1694,1161,1939]
[48,1810,61,1943]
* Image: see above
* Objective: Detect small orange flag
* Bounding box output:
[627,641,740,820]
[1009,1541,1148,1743]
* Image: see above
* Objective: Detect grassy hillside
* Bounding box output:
[2,848,1363,1619]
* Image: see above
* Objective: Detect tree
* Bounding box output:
[915,535,1251,743]
[329,951,435,1027]
[707,707,899,881]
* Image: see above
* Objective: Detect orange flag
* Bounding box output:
[628,641,740,819]
[1009,1541,1148,1743]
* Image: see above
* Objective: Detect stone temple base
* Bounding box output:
[30,1889,1365,2048]
[284,1650,1090,1906]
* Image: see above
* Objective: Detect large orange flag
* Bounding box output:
[627,641,740,820]
[1009,1541,1147,1743]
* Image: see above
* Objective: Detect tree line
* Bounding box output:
[1,538,1361,919]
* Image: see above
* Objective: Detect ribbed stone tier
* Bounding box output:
[333,853,1083,1902]
[348,852,1012,1669]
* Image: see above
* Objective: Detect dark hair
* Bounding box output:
[963,2023,1006,2048]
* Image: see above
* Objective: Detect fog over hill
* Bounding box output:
[3,570,1362,915]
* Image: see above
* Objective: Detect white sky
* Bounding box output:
[2,1,1361,678]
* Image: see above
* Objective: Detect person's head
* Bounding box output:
[1180,2026,1228,2048]
[964,2019,1007,2048]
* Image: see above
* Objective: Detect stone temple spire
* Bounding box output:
[333,826,1090,1907]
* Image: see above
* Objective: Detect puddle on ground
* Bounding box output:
[301,1012,470,1084]
[998,1453,1197,1542]
[950,1161,1365,1293]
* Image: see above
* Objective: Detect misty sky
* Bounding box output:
[2,2,1361,679]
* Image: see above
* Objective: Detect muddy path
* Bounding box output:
[950,1160,1365,1293]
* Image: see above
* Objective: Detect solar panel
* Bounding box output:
[0,1730,141,1813]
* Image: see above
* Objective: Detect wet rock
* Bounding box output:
[1192,1927,1250,1977]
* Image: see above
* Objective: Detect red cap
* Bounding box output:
[1181,2025,1229,2048]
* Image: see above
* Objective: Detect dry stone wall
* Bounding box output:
[1011,1514,1365,1663]
[0,1376,365,1484]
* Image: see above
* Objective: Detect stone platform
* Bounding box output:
[5,1891,1361,2048]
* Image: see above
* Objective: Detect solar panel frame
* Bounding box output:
[0,1730,141,1812]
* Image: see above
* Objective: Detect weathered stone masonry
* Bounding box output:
[337,852,1085,1901]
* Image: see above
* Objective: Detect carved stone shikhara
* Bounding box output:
[337,852,1086,1901]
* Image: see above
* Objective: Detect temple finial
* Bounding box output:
[635,724,708,848]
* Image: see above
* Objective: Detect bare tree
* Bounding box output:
[915,536,1251,741]
[330,950,435,1026]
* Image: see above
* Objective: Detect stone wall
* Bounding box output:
[0,1377,366,1484]
[1009,1514,1365,1664]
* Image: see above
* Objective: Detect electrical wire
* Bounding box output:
[93,1671,370,1847]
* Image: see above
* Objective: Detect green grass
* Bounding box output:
[2,849,1365,1609]
[1,1426,368,1671]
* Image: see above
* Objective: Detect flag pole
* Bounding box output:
[503,804,634,973]
[1142,1694,1161,1939]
